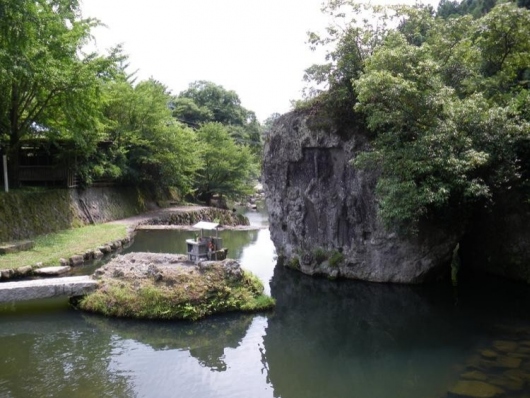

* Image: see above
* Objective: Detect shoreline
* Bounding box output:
[0,205,255,281]
[135,224,267,231]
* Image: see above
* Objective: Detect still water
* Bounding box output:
[2,207,530,397]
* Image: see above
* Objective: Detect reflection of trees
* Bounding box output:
[0,304,134,398]
[84,313,254,372]
[222,230,259,259]
[262,266,482,398]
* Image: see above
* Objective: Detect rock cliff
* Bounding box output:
[262,109,460,283]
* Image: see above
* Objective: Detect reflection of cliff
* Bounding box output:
[0,303,134,398]
[85,313,254,372]
[263,266,483,398]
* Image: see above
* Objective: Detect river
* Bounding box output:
[1,206,530,397]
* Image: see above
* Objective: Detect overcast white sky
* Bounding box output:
[81,0,440,122]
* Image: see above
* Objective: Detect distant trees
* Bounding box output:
[194,123,257,205]
[437,0,529,18]
[0,0,266,204]
[304,1,530,233]
[173,81,262,154]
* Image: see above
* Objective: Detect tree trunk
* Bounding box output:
[7,146,20,189]
[8,82,21,188]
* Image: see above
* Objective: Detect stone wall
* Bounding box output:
[0,187,147,243]
[262,109,461,283]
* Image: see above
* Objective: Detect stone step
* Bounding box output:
[0,240,35,255]
[0,276,97,303]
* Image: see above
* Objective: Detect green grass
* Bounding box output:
[0,224,128,270]
[78,267,275,321]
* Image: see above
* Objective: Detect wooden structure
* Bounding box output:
[0,139,118,189]
[186,221,227,263]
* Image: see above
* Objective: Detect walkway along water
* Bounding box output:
[0,276,97,303]
[0,205,253,301]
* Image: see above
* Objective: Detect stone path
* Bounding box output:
[0,276,97,303]
[108,205,207,230]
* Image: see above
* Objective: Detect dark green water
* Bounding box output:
[2,208,530,397]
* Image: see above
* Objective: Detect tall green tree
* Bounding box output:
[0,0,121,186]
[194,122,257,205]
[101,77,201,196]
[353,3,530,231]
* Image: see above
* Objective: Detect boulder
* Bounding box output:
[93,249,104,259]
[98,245,112,254]
[69,255,84,266]
[0,269,14,280]
[15,266,33,277]
[262,110,460,283]
[34,266,71,276]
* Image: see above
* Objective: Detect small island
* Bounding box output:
[76,253,274,321]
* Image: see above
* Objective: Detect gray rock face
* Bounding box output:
[262,110,459,283]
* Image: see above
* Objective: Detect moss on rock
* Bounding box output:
[77,253,274,321]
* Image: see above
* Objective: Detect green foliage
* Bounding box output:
[78,267,274,321]
[288,256,300,270]
[194,122,257,204]
[304,2,392,100]
[314,248,328,265]
[173,81,263,154]
[100,77,202,196]
[353,3,530,231]
[309,2,530,233]
[0,0,122,185]
[437,0,499,18]
[329,251,345,268]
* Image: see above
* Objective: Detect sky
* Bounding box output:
[81,0,440,122]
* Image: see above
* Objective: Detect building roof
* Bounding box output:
[192,221,219,230]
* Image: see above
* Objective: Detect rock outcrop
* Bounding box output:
[263,109,460,283]
[77,253,275,320]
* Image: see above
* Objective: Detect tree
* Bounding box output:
[101,77,201,196]
[173,81,262,153]
[353,3,530,231]
[304,2,530,233]
[0,0,121,186]
[194,123,257,205]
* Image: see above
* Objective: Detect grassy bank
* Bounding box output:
[0,224,128,270]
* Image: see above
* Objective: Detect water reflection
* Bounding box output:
[264,267,530,398]
[105,316,274,398]
[123,229,260,261]
[0,299,135,398]
[84,313,255,372]
[4,205,530,397]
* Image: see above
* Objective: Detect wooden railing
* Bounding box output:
[19,166,78,187]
